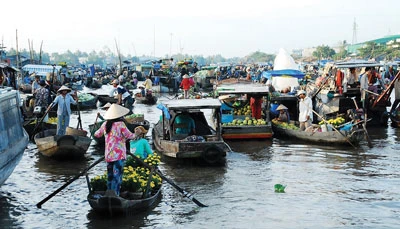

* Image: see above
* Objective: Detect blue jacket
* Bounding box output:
[51,93,77,116]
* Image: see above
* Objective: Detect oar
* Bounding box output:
[351,97,372,148]
[76,94,83,130]
[128,152,207,207]
[90,113,100,137]
[36,156,105,208]
[31,105,52,139]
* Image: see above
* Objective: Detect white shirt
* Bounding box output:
[359,73,369,100]
[299,96,313,122]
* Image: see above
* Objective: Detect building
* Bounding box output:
[346,34,400,54]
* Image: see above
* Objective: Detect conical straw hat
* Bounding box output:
[57,85,72,93]
[276,104,288,110]
[101,102,112,109]
[103,104,130,120]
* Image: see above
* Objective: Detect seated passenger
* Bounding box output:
[130,126,153,159]
[275,104,290,123]
[174,112,196,135]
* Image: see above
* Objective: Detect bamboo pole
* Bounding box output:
[16,30,20,68]
[114,38,122,75]
[39,40,43,64]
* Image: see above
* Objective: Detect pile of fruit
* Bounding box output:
[124,113,144,123]
[233,105,252,116]
[77,93,95,102]
[30,117,58,124]
[222,117,267,126]
[272,119,300,130]
[318,117,345,127]
[125,113,144,119]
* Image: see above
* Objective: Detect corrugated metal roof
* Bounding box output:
[162,98,221,110]
[216,83,269,94]
[334,60,382,68]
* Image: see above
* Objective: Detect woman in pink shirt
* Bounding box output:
[94,104,136,196]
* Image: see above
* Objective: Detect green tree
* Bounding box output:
[312,45,336,59]
[244,51,275,63]
[358,41,386,59]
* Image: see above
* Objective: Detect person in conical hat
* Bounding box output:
[275,104,290,123]
[57,85,72,93]
[276,104,288,111]
[96,102,112,123]
[130,125,153,159]
[48,85,78,135]
[94,103,136,196]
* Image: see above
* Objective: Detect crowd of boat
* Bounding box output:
[1,48,399,215]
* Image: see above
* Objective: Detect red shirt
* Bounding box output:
[180,78,193,90]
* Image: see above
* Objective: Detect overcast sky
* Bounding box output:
[2,0,399,58]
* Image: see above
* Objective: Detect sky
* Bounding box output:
[2,0,400,58]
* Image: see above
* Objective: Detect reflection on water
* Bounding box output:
[1,90,400,228]
[0,194,18,228]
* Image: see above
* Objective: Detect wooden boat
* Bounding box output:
[87,188,161,214]
[90,79,102,89]
[134,93,158,105]
[152,98,230,165]
[215,82,273,139]
[308,60,396,127]
[89,119,151,145]
[0,85,29,186]
[271,120,365,146]
[34,129,92,159]
[18,83,32,93]
[23,121,57,139]
[71,92,98,110]
[97,94,118,106]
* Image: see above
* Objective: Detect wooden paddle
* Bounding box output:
[36,156,105,208]
[351,97,372,148]
[31,105,52,139]
[76,92,83,130]
[90,113,100,137]
[128,152,208,207]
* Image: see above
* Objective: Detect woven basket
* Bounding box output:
[125,116,144,124]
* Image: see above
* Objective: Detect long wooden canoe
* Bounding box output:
[87,188,161,214]
[272,121,364,146]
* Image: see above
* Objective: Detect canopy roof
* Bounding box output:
[333,59,383,68]
[262,69,305,79]
[216,83,269,95]
[162,98,221,110]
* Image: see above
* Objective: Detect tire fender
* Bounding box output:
[202,146,223,164]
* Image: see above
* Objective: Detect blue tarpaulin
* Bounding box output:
[262,69,305,79]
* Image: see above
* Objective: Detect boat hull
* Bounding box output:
[153,121,228,165]
[0,87,29,187]
[272,122,364,146]
[87,189,161,214]
[0,129,28,186]
[34,129,92,159]
[221,125,273,139]
[23,122,57,139]
[97,95,118,106]
[134,95,158,105]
